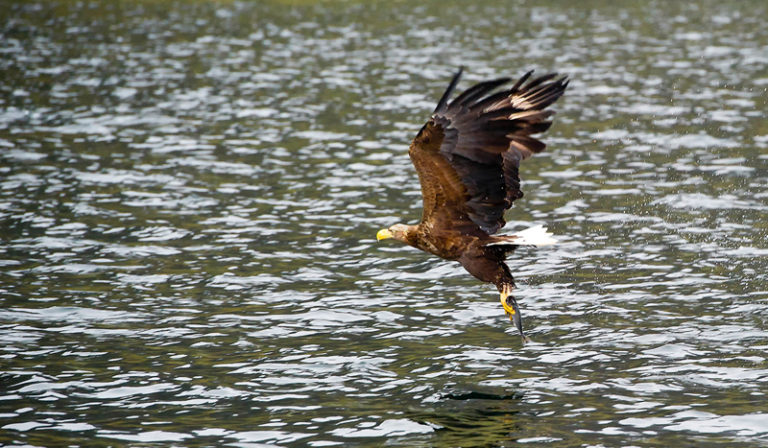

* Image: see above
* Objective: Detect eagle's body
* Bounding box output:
[377,69,568,341]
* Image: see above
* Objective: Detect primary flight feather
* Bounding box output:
[376,68,568,342]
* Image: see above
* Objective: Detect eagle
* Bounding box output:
[376,68,568,342]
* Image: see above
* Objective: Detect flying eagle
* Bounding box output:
[376,68,568,342]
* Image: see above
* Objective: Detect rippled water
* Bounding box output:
[2,0,768,446]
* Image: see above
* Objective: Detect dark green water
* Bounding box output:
[1,0,768,446]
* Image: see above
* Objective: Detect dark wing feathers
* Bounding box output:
[409,69,567,235]
[451,153,508,231]
[447,77,512,112]
[433,67,464,113]
[509,69,534,91]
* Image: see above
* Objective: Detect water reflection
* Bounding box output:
[2,0,768,446]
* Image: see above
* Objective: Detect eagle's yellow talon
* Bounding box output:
[500,285,516,315]
[500,284,528,342]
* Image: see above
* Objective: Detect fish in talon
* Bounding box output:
[500,284,530,342]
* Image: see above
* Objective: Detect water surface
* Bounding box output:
[2,0,768,446]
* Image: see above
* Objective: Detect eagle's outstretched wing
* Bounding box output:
[408,68,568,235]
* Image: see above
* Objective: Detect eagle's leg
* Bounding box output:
[500,283,531,343]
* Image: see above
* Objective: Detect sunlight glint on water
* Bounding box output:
[1,1,767,447]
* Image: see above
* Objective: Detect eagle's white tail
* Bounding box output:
[487,224,557,247]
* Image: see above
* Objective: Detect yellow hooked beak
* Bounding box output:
[376,229,393,241]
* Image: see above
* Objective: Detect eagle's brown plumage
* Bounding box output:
[377,68,568,341]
